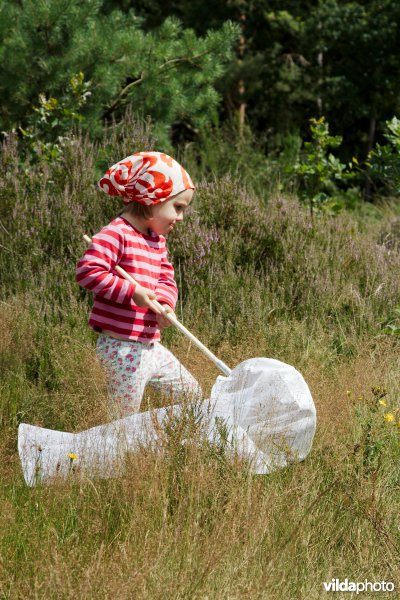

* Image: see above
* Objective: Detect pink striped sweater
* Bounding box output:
[76,217,178,343]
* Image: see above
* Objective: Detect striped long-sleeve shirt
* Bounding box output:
[76,216,178,343]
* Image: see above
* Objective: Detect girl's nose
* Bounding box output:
[176,212,184,222]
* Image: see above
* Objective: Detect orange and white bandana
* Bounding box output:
[98,151,194,205]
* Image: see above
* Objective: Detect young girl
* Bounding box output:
[76,151,202,417]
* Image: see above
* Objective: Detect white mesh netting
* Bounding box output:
[18,358,316,486]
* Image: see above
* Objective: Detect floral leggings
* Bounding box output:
[96,334,202,417]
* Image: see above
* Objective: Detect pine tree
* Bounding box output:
[0,0,239,145]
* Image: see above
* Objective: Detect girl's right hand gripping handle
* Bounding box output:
[83,234,232,377]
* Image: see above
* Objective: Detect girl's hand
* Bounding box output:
[156,304,176,329]
[132,284,161,314]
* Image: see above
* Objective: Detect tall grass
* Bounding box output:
[1,118,399,598]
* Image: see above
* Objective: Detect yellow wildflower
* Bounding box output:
[379,399,387,407]
[67,453,78,460]
[346,390,352,397]
[384,413,395,423]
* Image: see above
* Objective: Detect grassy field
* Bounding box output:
[0,129,399,598]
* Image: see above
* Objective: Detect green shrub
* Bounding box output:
[290,117,356,221]
[368,116,400,195]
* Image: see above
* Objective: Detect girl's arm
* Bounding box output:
[76,227,135,305]
[155,242,178,310]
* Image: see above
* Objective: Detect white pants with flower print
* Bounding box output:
[96,334,202,417]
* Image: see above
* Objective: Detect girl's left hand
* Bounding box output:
[156,304,176,329]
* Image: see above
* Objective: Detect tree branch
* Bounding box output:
[102,43,224,120]
[102,75,144,120]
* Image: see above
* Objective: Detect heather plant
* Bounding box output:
[0,113,156,302]
[168,174,400,350]
[169,176,284,286]
[1,120,399,353]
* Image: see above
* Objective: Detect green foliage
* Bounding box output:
[115,0,400,182]
[19,72,92,162]
[181,119,278,199]
[291,117,355,218]
[381,305,400,337]
[368,116,400,195]
[0,0,239,147]
[3,0,400,190]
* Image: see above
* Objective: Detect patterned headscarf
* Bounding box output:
[98,151,194,206]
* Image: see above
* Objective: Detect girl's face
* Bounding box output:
[148,189,193,236]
